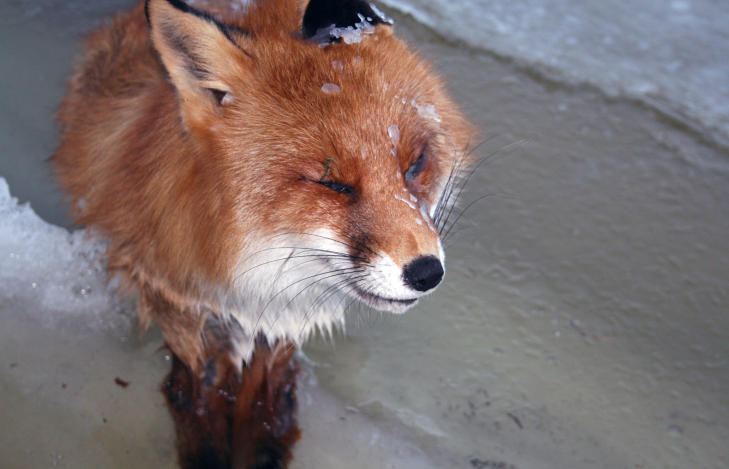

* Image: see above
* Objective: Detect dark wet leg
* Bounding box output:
[162,341,300,469]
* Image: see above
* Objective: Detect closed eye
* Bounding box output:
[317,179,355,195]
[405,151,427,182]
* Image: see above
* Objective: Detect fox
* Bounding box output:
[52,0,473,467]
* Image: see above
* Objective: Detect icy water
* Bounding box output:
[2,1,729,468]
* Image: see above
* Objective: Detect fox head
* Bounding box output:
[121,0,473,349]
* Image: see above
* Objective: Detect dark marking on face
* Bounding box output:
[301,0,394,41]
[348,230,374,265]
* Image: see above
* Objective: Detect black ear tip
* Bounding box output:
[144,0,151,25]
[302,0,393,40]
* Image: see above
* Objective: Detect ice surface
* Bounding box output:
[2,1,729,468]
[382,0,729,147]
[0,175,440,468]
[0,177,133,334]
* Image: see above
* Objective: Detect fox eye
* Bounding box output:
[317,180,355,195]
[405,151,427,182]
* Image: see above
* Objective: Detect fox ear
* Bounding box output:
[302,0,393,40]
[146,0,251,125]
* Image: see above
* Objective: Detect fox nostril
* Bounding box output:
[402,255,444,292]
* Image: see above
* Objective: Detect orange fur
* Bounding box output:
[54,0,472,370]
[53,0,473,465]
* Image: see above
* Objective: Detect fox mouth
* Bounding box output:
[352,285,418,313]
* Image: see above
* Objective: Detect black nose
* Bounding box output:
[402,255,444,292]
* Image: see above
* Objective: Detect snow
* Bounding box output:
[328,14,376,45]
[0,177,133,333]
[2,1,729,467]
[220,93,234,105]
[394,193,417,210]
[321,83,341,94]
[387,124,400,155]
[369,3,395,25]
[411,100,442,123]
[0,175,440,468]
[418,203,437,233]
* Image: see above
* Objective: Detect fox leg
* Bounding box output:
[161,336,300,469]
[230,342,300,469]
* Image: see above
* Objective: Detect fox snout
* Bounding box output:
[402,255,444,292]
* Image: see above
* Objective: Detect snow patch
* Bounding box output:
[369,3,395,25]
[388,124,400,156]
[329,14,375,45]
[418,202,437,233]
[0,177,133,333]
[321,83,341,95]
[411,100,442,123]
[394,193,417,210]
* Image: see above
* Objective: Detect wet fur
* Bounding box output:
[53,0,472,466]
[164,339,299,469]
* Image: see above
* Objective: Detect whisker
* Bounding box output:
[252,266,363,332]
[441,193,497,241]
[233,248,368,285]
[293,274,368,346]
[269,231,376,256]
[438,139,525,235]
[434,139,478,229]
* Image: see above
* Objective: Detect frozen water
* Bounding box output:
[0,177,133,334]
[382,0,729,148]
[411,100,441,123]
[388,123,400,155]
[328,14,376,44]
[394,193,417,210]
[321,82,341,94]
[0,176,440,468]
[2,1,729,468]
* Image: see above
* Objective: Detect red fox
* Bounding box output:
[53,0,473,467]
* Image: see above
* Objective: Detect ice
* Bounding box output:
[369,3,395,25]
[394,193,417,210]
[387,123,400,155]
[2,0,728,467]
[220,93,234,105]
[410,100,441,123]
[381,0,729,147]
[321,83,341,95]
[0,177,133,334]
[187,0,252,11]
[328,14,376,45]
[0,175,441,468]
